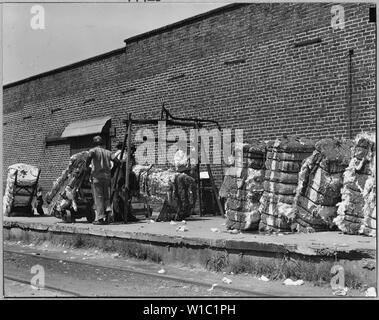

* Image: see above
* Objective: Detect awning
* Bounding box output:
[61,116,111,138]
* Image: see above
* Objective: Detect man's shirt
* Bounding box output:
[88,146,116,180]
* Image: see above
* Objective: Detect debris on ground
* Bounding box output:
[207,284,218,292]
[222,277,232,284]
[283,278,304,286]
[158,269,166,274]
[332,287,349,296]
[365,287,376,297]
[63,250,67,254]
[111,253,120,259]
[170,221,177,225]
[176,226,188,232]
[210,228,220,233]
[31,285,42,291]
[361,259,376,270]
[259,275,270,282]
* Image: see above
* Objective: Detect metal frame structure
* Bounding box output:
[113,105,224,223]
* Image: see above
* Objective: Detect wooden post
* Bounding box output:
[124,113,132,223]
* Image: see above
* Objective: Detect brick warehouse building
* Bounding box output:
[2,3,377,193]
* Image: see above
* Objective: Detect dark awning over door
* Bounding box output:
[61,116,111,138]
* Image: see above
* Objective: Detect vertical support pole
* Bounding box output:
[196,123,202,216]
[347,49,354,139]
[124,113,132,223]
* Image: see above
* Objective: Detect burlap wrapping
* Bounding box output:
[259,212,291,231]
[264,171,299,184]
[225,205,261,230]
[265,159,302,173]
[226,140,266,170]
[259,191,294,205]
[219,167,245,198]
[334,133,376,236]
[293,205,332,233]
[292,138,352,232]
[266,137,315,153]
[3,163,40,216]
[334,188,364,234]
[263,181,298,195]
[266,151,312,162]
[303,183,343,206]
[259,193,294,218]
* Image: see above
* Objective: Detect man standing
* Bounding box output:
[173,147,197,220]
[87,136,120,225]
[111,141,139,222]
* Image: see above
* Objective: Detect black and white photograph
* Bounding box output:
[0,0,377,305]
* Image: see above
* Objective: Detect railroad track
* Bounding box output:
[4,249,269,297]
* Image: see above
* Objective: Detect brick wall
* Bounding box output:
[3,3,376,192]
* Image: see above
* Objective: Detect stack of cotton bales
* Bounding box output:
[292,138,353,232]
[3,163,40,216]
[220,141,266,231]
[360,154,376,237]
[334,133,376,236]
[134,166,197,219]
[46,151,90,219]
[259,137,315,232]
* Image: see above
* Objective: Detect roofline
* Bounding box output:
[3,3,247,90]
[123,3,248,45]
[3,47,125,89]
